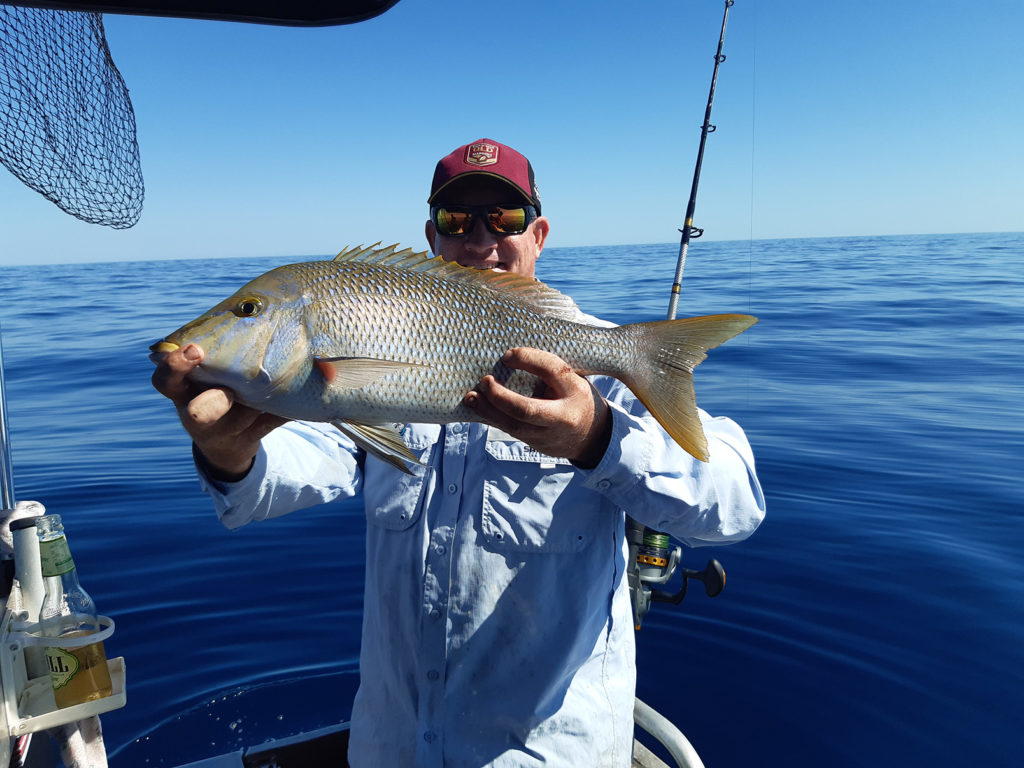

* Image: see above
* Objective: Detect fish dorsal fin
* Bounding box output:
[332,243,581,321]
[334,243,417,265]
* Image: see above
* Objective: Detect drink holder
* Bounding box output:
[0,611,125,739]
[11,615,116,649]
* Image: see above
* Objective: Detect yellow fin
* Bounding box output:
[621,314,757,462]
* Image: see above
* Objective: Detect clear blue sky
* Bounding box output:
[2,0,1022,265]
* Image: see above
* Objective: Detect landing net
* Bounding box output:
[0,6,143,228]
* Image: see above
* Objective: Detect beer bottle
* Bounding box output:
[36,514,112,708]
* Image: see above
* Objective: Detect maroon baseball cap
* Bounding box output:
[428,138,541,213]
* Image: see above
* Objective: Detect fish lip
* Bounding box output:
[148,339,180,366]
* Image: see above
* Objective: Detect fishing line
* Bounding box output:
[747,0,758,416]
[748,0,757,322]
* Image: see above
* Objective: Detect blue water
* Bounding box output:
[0,232,1021,766]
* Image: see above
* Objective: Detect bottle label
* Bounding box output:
[45,647,80,690]
[39,536,75,577]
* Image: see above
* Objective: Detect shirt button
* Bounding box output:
[429,608,441,620]
[423,731,436,743]
[447,483,458,494]
[427,669,439,681]
[451,423,462,433]
[435,543,446,556]
[596,479,611,491]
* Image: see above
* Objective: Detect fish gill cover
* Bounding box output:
[0,6,144,229]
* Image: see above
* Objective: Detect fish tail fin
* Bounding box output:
[619,313,757,462]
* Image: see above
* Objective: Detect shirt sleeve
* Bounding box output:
[582,376,766,547]
[195,421,363,530]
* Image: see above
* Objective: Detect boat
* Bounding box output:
[0,510,719,767]
[0,3,736,765]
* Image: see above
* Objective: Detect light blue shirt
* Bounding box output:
[199,375,764,767]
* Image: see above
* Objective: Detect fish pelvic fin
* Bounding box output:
[332,421,421,475]
[315,356,426,388]
[622,314,757,462]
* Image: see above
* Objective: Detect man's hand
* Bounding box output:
[150,344,287,480]
[464,348,612,469]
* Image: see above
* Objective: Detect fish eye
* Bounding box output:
[233,296,263,317]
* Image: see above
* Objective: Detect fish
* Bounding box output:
[150,244,757,471]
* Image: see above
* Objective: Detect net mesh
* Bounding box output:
[0,6,144,228]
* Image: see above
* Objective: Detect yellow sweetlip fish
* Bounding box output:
[149,244,756,470]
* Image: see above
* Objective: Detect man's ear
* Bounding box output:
[424,219,437,255]
[532,216,550,256]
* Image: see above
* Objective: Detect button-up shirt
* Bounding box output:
[199,371,764,767]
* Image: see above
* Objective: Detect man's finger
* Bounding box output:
[185,387,235,427]
[477,375,549,424]
[501,347,579,397]
[186,394,277,439]
[248,412,290,440]
[465,386,523,432]
[502,347,573,376]
[151,344,204,405]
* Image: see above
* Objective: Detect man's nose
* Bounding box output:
[464,216,498,250]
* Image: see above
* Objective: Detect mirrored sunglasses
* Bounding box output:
[431,204,538,237]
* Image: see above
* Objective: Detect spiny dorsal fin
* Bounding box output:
[332,243,581,321]
[334,242,412,264]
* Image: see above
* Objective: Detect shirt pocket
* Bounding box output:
[363,424,438,531]
[481,433,598,553]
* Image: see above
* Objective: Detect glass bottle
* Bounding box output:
[36,514,112,708]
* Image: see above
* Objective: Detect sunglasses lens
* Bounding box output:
[487,206,528,235]
[433,205,534,236]
[434,207,473,236]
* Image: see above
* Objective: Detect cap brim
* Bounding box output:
[428,171,535,207]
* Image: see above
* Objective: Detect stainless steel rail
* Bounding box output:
[633,696,706,768]
[0,326,16,509]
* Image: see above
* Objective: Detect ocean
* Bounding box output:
[0,231,1020,766]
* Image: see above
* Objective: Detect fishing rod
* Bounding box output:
[666,0,733,322]
[628,0,734,630]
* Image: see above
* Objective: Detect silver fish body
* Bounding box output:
[152,244,757,464]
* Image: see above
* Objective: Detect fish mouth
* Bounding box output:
[148,339,179,365]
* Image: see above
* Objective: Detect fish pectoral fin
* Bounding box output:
[332,421,421,475]
[315,357,424,389]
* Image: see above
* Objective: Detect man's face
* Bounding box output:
[425,176,549,279]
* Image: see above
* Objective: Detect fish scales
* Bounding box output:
[296,259,620,423]
[151,245,757,464]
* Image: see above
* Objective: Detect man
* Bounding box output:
[152,138,765,767]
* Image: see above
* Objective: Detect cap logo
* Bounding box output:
[465,142,499,167]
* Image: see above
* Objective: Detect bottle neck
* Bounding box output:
[39,534,77,580]
[38,534,96,628]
